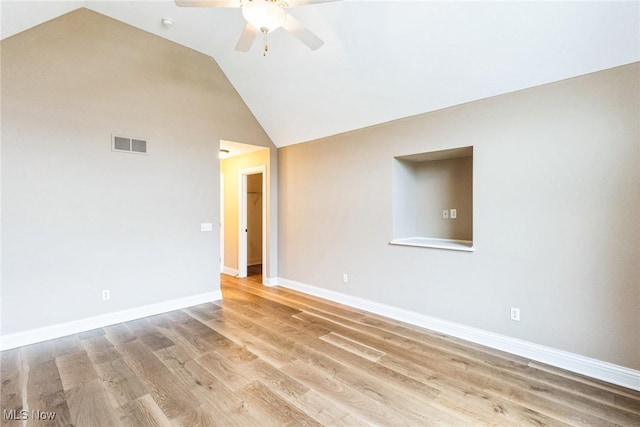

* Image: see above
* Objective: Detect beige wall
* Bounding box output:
[279,63,640,370]
[0,9,275,335]
[220,149,270,272]
[416,157,473,240]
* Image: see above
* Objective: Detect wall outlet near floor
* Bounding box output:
[102,289,111,301]
[442,209,449,219]
[510,307,520,321]
[342,273,349,283]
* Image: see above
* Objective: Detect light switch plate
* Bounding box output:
[442,209,449,219]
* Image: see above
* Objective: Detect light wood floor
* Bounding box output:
[2,272,639,426]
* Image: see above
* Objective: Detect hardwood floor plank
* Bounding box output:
[153,345,192,371]
[21,341,55,367]
[155,345,262,426]
[324,413,373,427]
[228,345,359,425]
[281,335,471,425]
[176,324,233,356]
[95,357,148,408]
[24,357,73,426]
[65,379,120,427]
[215,299,265,320]
[434,384,571,426]
[280,359,433,426]
[0,349,23,426]
[379,353,611,426]
[232,280,368,321]
[170,405,219,427]
[236,381,323,427]
[116,340,199,422]
[202,312,296,368]
[242,359,309,400]
[78,328,106,341]
[319,332,386,362]
[103,324,137,346]
[83,335,122,365]
[289,388,370,426]
[529,360,640,407]
[196,352,253,392]
[56,350,99,391]
[52,335,84,358]
[184,302,222,321]
[223,287,302,318]
[179,316,221,336]
[117,394,172,427]
[147,316,213,359]
[125,319,175,352]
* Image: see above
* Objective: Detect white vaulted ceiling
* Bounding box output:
[1,1,639,147]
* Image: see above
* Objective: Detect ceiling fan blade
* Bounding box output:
[285,0,341,6]
[174,0,237,7]
[235,23,259,52]
[282,12,324,50]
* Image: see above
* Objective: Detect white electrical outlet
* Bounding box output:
[442,209,449,219]
[510,307,520,321]
[450,209,457,219]
[342,273,348,283]
[201,223,213,232]
[102,290,111,301]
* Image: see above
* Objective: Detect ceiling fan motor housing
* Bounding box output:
[242,0,287,33]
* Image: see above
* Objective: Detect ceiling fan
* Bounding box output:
[174,0,340,55]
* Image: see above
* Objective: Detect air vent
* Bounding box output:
[131,139,147,153]
[112,135,148,154]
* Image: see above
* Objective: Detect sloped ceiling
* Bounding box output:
[2,1,639,147]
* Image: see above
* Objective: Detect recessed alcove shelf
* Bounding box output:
[391,146,474,251]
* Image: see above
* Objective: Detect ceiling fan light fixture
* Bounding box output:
[242,0,286,33]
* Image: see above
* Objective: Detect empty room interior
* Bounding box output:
[1,1,639,425]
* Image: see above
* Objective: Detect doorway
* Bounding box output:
[220,173,224,272]
[238,166,266,278]
[219,140,270,282]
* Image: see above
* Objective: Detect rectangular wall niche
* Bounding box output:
[391,146,474,251]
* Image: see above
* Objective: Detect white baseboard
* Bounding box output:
[0,290,222,351]
[263,276,279,287]
[222,266,239,276]
[276,277,640,392]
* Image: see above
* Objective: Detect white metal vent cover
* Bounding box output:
[112,135,148,154]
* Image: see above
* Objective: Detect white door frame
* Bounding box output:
[238,165,266,278]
